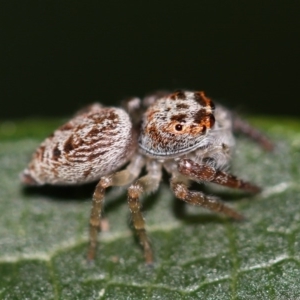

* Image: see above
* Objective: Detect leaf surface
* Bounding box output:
[0,118,299,299]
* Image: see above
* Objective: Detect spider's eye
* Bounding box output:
[175,124,183,131]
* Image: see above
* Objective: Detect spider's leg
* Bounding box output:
[232,115,274,151]
[121,97,143,124]
[178,158,261,193]
[88,154,145,261]
[171,175,244,220]
[127,160,162,265]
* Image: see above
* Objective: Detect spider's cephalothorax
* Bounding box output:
[21,90,274,265]
[139,91,215,158]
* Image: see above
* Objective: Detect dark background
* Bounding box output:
[1,1,299,120]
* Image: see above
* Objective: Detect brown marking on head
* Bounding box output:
[174,90,186,99]
[169,93,177,100]
[52,144,61,160]
[146,108,160,122]
[169,90,186,100]
[194,91,215,111]
[188,124,204,135]
[207,114,215,128]
[145,123,164,148]
[170,114,187,123]
[193,109,215,129]
[64,135,75,152]
[176,103,189,109]
[199,114,215,132]
[145,123,158,135]
[194,109,208,124]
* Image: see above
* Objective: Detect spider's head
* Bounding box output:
[139,90,215,158]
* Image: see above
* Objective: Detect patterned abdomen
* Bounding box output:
[21,104,136,185]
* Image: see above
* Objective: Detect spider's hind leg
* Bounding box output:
[171,175,244,221]
[232,114,274,151]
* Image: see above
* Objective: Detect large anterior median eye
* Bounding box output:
[175,124,183,131]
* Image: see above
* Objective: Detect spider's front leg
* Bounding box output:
[178,158,261,193]
[172,157,263,219]
[171,174,244,220]
[127,160,162,265]
[88,154,145,261]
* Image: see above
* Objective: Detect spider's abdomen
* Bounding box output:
[21,105,136,185]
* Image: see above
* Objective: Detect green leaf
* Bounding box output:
[0,117,299,299]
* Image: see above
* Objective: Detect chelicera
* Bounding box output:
[21,90,273,264]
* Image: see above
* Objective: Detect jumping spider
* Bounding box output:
[21,90,273,265]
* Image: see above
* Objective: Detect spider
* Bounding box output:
[21,90,273,265]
